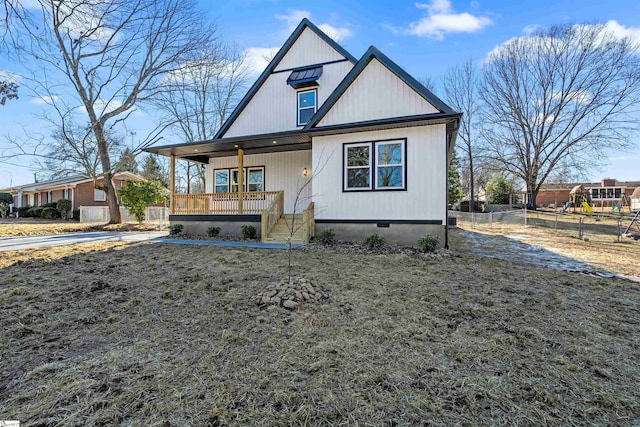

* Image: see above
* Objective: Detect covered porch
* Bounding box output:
[149,130,316,243]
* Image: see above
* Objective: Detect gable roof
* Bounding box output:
[215,18,357,139]
[1,172,144,193]
[305,46,456,130]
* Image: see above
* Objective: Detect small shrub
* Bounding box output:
[169,224,183,236]
[26,207,44,218]
[56,199,72,219]
[315,228,335,245]
[41,207,58,219]
[41,202,58,209]
[365,234,387,250]
[17,206,31,217]
[418,234,439,253]
[241,225,257,239]
[72,208,80,221]
[207,226,221,237]
[0,192,12,218]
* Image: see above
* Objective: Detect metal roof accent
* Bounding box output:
[287,65,323,89]
[214,18,357,139]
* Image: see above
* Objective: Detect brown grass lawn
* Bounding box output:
[0,218,161,237]
[0,233,639,426]
[456,221,640,279]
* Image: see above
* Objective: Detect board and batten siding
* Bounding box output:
[206,150,312,214]
[274,27,347,72]
[318,59,439,127]
[224,61,352,138]
[311,125,446,222]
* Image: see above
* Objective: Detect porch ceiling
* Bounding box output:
[147,130,312,164]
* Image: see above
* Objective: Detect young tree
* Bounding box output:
[442,59,480,211]
[116,148,139,174]
[10,0,219,223]
[485,174,515,205]
[120,180,167,223]
[448,152,464,204]
[480,23,640,208]
[141,154,169,187]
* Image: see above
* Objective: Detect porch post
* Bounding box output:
[237,148,244,214]
[170,154,176,214]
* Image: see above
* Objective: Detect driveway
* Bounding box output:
[0,231,298,252]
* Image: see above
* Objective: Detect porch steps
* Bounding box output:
[263,215,306,244]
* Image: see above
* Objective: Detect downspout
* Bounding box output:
[445,134,450,250]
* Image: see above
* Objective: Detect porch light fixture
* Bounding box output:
[234,144,239,148]
[272,140,277,144]
[303,168,310,176]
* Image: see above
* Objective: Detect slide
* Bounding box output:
[582,201,594,213]
[560,201,572,213]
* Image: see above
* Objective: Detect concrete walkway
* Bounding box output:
[0,231,299,252]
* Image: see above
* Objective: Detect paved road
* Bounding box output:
[0,231,297,252]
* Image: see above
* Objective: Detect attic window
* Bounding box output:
[287,65,323,89]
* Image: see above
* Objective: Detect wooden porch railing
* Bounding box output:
[261,191,284,241]
[302,201,315,243]
[172,191,281,215]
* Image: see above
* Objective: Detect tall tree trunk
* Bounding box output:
[468,150,474,213]
[93,121,122,223]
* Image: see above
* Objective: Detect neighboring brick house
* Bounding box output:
[1,172,145,211]
[534,178,640,209]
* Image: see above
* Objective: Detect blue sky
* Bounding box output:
[2,0,640,187]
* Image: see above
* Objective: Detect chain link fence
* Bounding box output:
[450,209,640,244]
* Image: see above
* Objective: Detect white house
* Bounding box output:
[146,18,461,246]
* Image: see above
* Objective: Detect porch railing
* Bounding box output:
[172,191,281,215]
[302,201,315,243]
[261,191,284,241]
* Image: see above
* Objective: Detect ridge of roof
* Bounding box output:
[214,18,357,140]
[305,45,458,130]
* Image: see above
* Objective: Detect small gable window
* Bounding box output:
[297,89,317,126]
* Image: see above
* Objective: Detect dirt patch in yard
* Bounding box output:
[1,241,638,426]
[0,218,161,237]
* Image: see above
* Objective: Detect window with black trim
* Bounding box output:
[344,139,406,191]
[297,89,317,126]
[214,166,265,193]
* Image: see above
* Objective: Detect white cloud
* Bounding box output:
[275,9,311,32]
[30,95,61,105]
[0,69,22,84]
[78,99,123,116]
[318,24,352,42]
[393,0,492,40]
[244,47,279,76]
[275,9,352,42]
[489,20,640,60]
[581,20,640,44]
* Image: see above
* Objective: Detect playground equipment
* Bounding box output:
[612,194,631,213]
[569,185,593,213]
[560,201,573,213]
[581,201,594,213]
[622,210,640,240]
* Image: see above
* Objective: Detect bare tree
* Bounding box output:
[480,23,640,208]
[8,0,218,223]
[442,59,480,211]
[156,43,249,193]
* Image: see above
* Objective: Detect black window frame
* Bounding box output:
[213,166,265,193]
[297,88,317,127]
[342,138,408,192]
